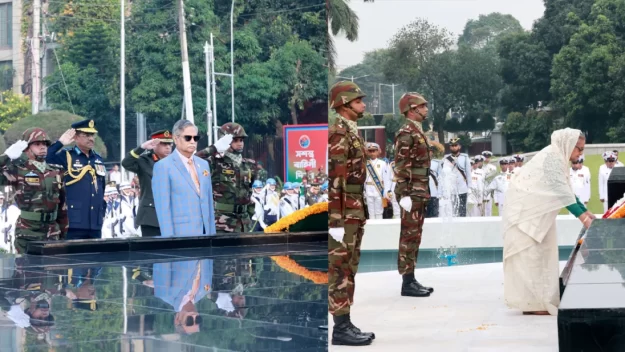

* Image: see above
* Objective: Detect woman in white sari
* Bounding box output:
[503,128,595,316]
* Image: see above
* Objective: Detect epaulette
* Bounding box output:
[62,146,74,152]
[329,123,346,137]
[93,150,102,158]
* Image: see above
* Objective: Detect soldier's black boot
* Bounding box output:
[345,313,375,340]
[332,314,372,346]
[413,274,434,293]
[401,272,431,297]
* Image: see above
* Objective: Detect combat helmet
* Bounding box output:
[329,81,366,109]
[399,92,428,114]
[22,128,51,146]
[219,122,248,138]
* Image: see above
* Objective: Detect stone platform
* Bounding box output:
[329,262,564,352]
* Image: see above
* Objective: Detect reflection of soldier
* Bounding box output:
[394,92,434,297]
[121,129,173,237]
[197,123,258,233]
[46,119,106,239]
[327,81,374,346]
[0,128,68,254]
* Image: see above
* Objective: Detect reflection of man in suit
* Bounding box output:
[152,120,216,237]
[153,260,213,334]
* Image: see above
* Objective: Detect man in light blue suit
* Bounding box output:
[153,259,213,334]
[152,120,216,237]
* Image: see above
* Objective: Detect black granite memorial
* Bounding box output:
[25,231,327,255]
[607,166,625,209]
[0,241,328,351]
[558,218,625,351]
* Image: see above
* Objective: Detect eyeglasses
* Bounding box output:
[185,315,203,326]
[572,161,581,164]
[182,135,200,142]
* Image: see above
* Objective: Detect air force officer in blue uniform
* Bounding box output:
[47,119,106,239]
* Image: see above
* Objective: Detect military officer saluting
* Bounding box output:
[440,137,471,217]
[121,130,173,237]
[196,123,258,233]
[47,119,106,240]
[0,128,68,253]
[328,81,375,346]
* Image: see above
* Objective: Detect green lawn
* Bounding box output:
[490,154,605,216]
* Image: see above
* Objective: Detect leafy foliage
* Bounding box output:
[0,91,31,132]
[458,12,524,50]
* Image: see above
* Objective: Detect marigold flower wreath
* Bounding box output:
[265,202,328,284]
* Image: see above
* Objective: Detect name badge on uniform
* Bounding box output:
[376,164,380,168]
[353,141,361,149]
[222,170,235,175]
[24,172,40,186]
[73,160,83,168]
[578,174,584,177]
[507,175,511,180]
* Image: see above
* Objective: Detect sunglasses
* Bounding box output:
[182,135,200,142]
[572,161,581,164]
[185,315,203,326]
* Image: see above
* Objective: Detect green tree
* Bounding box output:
[328,0,374,73]
[550,0,625,142]
[334,49,393,114]
[0,91,30,132]
[382,18,454,88]
[458,12,524,50]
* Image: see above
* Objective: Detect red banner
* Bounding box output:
[283,124,328,183]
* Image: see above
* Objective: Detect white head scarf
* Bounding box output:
[502,128,582,258]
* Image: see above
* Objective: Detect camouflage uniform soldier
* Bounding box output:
[196,123,257,233]
[328,81,374,346]
[0,128,68,254]
[394,93,434,297]
[256,161,268,183]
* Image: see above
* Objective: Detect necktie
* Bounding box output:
[188,159,200,193]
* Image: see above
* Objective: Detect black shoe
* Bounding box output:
[348,319,375,340]
[401,273,430,297]
[332,315,373,346]
[414,279,434,293]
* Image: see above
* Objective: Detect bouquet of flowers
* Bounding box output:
[602,193,625,219]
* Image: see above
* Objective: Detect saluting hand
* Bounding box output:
[141,139,162,150]
[59,129,76,146]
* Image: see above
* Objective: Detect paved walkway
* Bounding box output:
[329,262,562,352]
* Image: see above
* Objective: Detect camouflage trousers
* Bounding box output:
[398,197,426,275]
[14,228,61,255]
[328,220,365,316]
[215,211,252,233]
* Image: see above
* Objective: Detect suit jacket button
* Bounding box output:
[149,203,152,206]
[91,206,94,210]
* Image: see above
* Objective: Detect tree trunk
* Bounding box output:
[290,59,302,125]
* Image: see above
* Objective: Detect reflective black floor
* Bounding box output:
[0,242,328,352]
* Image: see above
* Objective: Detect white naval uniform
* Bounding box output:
[428,159,441,217]
[599,165,619,213]
[482,163,497,216]
[488,171,512,216]
[569,166,591,204]
[364,158,391,219]
[389,162,401,219]
[102,200,118,239]
[439,153,472,217]
[117,196,139,238]
[468,168,485,217]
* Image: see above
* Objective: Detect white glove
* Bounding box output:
[214,134,234,153]
[4,140,28,160]
[399,197,412,212]
[260,220,267,229]
[329,227,345,242]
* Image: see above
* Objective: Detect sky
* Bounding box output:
[334,0,546,70]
